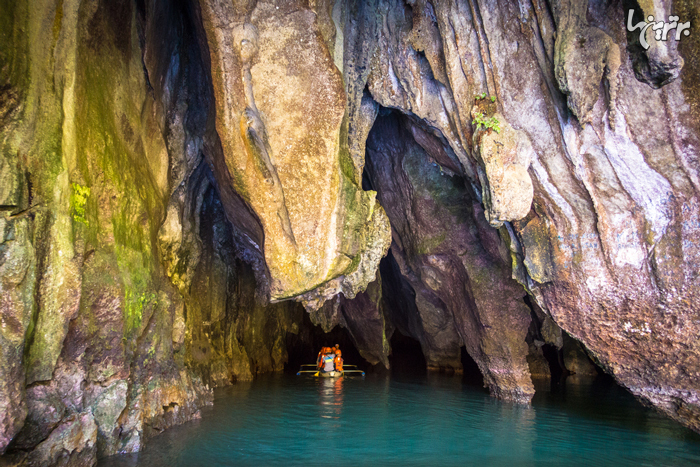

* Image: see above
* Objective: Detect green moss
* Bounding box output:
[333,113,375,269]
[124,289,157,335]
[337,117,359,186]
[71,15,165,254]
[472,112,501,133]
[416,232,447,255]
[0,2,69,214]
[337,171,370,258]
[346,251,362,274]
[70,183,90,226]
[116,245,158,336]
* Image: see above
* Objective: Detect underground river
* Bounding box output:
[99,371,700,467]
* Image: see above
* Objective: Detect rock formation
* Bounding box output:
[1,0,700,463]
[197,0,392,307]
[365,112,535,402]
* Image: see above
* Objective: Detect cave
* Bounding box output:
[2,0,700,465]
[388,331,428,377]
[460,346,485,388]
[284,312,369,375]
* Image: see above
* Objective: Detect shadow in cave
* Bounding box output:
[530,371,700,440]
[523,294,571,391]
[460,347,485,389]
[284,311,369,374]
[388,331,426,378]
[542,343,567,385]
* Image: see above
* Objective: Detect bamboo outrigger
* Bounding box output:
[296,364,365,377]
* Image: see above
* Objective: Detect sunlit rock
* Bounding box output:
[197,0,391,305]
[472,112,535,228]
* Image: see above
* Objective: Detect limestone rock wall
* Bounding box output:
[337,0,700,432]
[179,175,306,386]
[0,0,309,463]
[365,112,535,402]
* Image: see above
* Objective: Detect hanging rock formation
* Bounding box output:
[197,0,392,307]
[1,0,700,463]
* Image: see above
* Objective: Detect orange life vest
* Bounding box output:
[334,355,343,372]
[318,347,330,367]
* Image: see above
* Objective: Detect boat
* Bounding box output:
[296,364,365,377]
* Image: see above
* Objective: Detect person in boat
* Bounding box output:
[322,352,336,373]
[334,349,343,372]
[317,347,328,368]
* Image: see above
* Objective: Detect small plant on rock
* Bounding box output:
[472,112,501,134]
[474,93,497,103]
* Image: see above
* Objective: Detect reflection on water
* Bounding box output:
[100,373,700,467]
[319,377,344,420]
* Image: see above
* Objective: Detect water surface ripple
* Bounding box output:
[100,374,700,466]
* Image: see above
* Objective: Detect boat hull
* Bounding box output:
[319,370,343,378]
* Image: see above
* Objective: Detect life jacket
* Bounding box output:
[323,354,335,372]
[318,347,331,367]
[334,355,343,372]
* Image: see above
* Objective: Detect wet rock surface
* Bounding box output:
[1,0,700,462]
[365,112,534,402]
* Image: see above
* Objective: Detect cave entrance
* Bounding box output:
[542,343,567,384]
[284,311,369,374]
[460,347,485,388]
[388,331,427,377]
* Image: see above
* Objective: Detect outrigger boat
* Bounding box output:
[296,364,365,377]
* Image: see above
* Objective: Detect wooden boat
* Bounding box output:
[296,364,365,377]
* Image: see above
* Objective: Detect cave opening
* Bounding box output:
[188,95,615,401]
[185,164,381,382]
[388,331,427,377]
[361,103,610,396]
[283,311,370,374]
[522,294,609,393]
[541,343,568,383]
[460,346,485,388]
[364,106,489,382]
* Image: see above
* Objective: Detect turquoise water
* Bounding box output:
[101,373,700,466]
